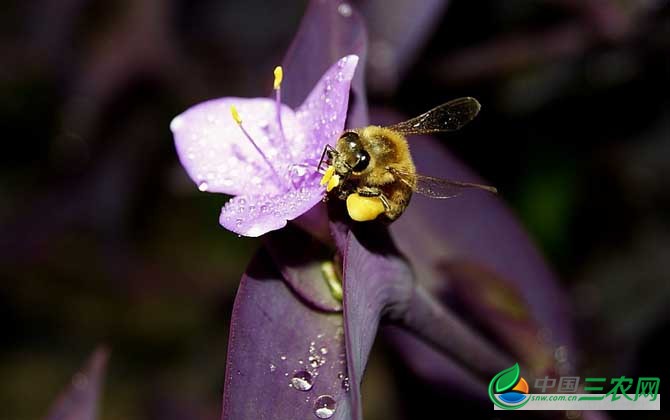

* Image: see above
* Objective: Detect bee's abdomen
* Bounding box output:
[381,180,413,221]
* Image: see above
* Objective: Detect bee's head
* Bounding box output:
[332,131,370,177]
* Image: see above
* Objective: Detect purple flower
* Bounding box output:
[170,55,359,237]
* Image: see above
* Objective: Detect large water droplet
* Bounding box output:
[313,395,336,418]
[198,181,209,192]
[291,370,313,391]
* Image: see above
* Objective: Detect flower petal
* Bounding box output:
[296,55,360,161]
[171,97,303,196]
[222,250,353,420]
[45,347,108,420]
[280,0,369,238]
[219,181,324,237]
[281,1,367,111]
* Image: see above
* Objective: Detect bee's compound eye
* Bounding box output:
[352,149,370,172]
[340,132,360,149]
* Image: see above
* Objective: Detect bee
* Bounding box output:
[318,97,497,222]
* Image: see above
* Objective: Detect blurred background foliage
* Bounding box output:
[1,0,669,419]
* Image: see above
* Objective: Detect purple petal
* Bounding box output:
[264,224,342,312]
[281,1,367,112]
[45,347,108,420]
[222,250,353,420]
[219,180,324,237]
[296,55,360,157]
[171,97,302,196]
[280,0,369,238]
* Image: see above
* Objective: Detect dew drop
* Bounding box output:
[342,377,350,392]
[337,3,352,17]
[269,363,277,372]
[291,370,313,391]
[313,395,336,418]
[320,347,328,355]
[280,355,287,361]
[198,181,209,192]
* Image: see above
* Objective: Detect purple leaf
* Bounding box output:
[222,250,352,420]
[44,347,108,420]
[264,224,342,312]
[339,223,413,419]
[339,221,513,418]
[355,0,450,94]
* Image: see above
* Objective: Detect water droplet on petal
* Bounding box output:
[337,3,352,18]
[198,181,209,191]
[313,395,336,418]
[319,347,328,355]
[269,363,277,372]
[291,370,313,391]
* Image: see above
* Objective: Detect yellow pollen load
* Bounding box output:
[327,174,340,192]
[346,193,385,222]
[230,105,242,125]
[273,66,283,90]
[320,166,335,186]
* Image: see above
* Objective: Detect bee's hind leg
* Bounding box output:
[356,187,391,211]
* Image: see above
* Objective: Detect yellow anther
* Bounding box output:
[320,166,336,186]
[230,105,242,125]
[273,66,283,90]
[327,174,341,192]
[346,193,385,222]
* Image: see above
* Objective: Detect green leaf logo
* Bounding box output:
[488,363,529,410]
[495,363,520,393]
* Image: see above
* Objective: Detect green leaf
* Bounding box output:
[495,363,520,393]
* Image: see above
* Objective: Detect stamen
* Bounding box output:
[273,66,283,90]
[230,105,283,185]
[273,66,287,147]
[320,166,335,186]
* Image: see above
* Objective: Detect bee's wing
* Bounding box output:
[385,97,481,136]
[389,168,497,199]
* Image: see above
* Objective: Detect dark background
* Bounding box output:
[1,1,668,419]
